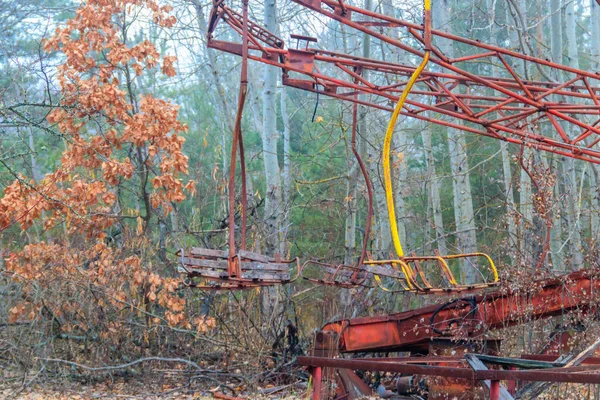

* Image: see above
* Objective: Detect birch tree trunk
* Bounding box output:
[563,0,584,270]
[392,131,408,249]
[421,122,447,255]
[486,0,517,261]
[341,17,359,270]
[193,0,232,211]
[589,0,600,247]
[505,0,535,268]
[262,0,284,257]
[280,86,291,251]
[363,0,391,258]
[548,0,564,271]
[433,0,477,283]
[259,0,285,334]
[28,128,52,243]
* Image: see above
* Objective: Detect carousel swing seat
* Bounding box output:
[178,247,298,289]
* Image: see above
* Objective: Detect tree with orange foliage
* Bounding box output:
[1,0,200,345]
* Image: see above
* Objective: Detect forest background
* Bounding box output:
[1,0,600,397]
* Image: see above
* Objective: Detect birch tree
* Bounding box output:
[262,0,284,257]
[433,0,478,283]
[421,121,448,255]
[563,0,584,270]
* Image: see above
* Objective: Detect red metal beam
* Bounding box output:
[298,356,600,384]
[313,269,600,353]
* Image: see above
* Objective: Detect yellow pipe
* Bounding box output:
[383,16,430,261]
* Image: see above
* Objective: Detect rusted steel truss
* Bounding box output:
[298,355,600,400]
[303,268,600,399]
[313,268,600,354]
[207,0,600,163]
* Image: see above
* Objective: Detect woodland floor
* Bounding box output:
[0,374,307,399]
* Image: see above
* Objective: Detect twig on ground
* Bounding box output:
[42,357,203,372]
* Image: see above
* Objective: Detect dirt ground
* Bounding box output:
[0,378,307,399]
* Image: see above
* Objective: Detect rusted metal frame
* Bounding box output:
[298,356,600,385]
[438,59,542,112]
[275,53,600,162]
[314,51,597,104]
[431,77,476,116]
[207,0,226,35]
[311,366,322,400]
[316,0,600,81]
[334,62,376,89]
[548,108,600,138]
[496,53,535,100]
[533,75,582,102]
[407,27,449,63]
[298,260,372,287]
[314,49,426,76]
[546,113,571,144]
[583,77,600,106]
[474,95,594,118]
[349,356,466,363]
[312,49,600,100]
[421,78,442,93]
[420,91,525,107]
[295,0,423,60]
[375,76,431,94]
[414,104,600,162]
[451,51,497,64]
[220,6,281,52]
[298,356,476,379]
[310,79,600,162]
[521,354,600,365]
[476,369,600,385]
[237,1,250,253]
[319,269,600,353]
[577,118,600,145]
[355,20,401,27]
[589,137,600,148]
[428,98,453,111]
[284,60,488,126]
[423,0,431,49]
[220,8,273,57]
[548,104,600,110]
[299,0,539,111]
[308,0,599,120]
[219,4,284,47]
[488,109,537,125]
[411,257,434,289]
[225,0,250,278]
[486,119,591,157]
[490,380,501,400]
[471,93,523,119]
[501,112,544,133]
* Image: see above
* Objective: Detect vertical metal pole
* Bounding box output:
[312,366,323,400]
[227,0,250,278]
[490,380,500,400]
[238,0,249,253]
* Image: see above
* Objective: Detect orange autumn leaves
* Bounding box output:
[3,0,194,331]
[7,242,186,328]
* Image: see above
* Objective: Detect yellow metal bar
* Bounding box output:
[382,0,431,265]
